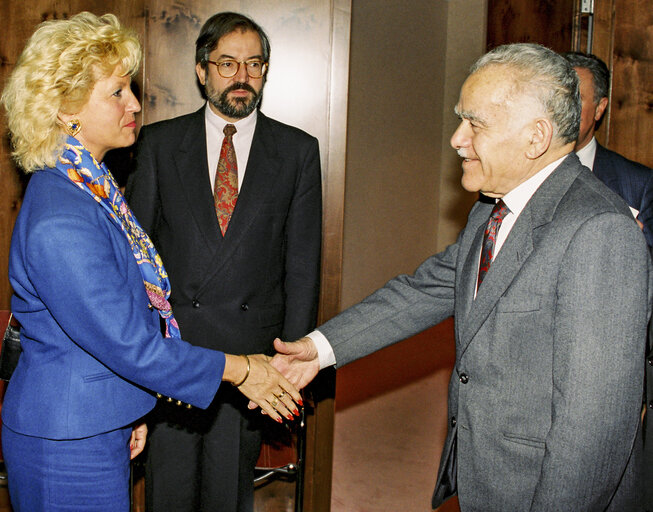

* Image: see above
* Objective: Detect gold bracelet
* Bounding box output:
[231,355,250,387]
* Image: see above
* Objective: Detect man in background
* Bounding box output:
[126,11,322,512]
[563,51,653,246]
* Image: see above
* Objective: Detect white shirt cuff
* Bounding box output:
[307,330,336,370]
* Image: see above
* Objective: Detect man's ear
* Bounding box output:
[594,96,608,122]
[525,118,553,160]
[196,62,206,86]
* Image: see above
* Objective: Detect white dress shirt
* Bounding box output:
[311,154,570,369]
[205,104,258,192]
[575,136,597,171]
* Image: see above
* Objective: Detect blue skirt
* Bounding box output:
[2,424,132,512]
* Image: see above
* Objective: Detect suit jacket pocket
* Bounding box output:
[496,294,541,313]
[83,371,116,383]
[502,431,545,449]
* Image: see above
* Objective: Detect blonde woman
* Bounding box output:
[1,12,300,511]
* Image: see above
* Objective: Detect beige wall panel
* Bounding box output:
[333,1,486,510]
[341,0,448,309]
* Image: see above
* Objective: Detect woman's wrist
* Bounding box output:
[224,354,250,387]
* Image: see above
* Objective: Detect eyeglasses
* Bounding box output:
[207,59,268,79]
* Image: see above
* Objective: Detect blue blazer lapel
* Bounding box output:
[173,110,222,254]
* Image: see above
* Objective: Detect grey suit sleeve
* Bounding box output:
[529,212,649,510]
[320,237,459,367]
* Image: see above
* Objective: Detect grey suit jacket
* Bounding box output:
[320,154,651,511]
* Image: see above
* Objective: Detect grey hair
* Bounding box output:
[471,43,581,144]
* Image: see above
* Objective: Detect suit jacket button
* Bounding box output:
[156,393,162,399]
[192,299,200,308]
[241,303,249,311]
[450,416,457,427]
[459,373,469,384]
[648,357,653,366]
[649,401,653,410]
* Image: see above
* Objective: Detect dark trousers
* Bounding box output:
[644,411,653,511]
[145,387,262,512]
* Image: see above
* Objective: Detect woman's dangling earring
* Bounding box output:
[66,119,81,137]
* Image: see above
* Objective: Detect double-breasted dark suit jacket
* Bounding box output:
[125,107,321,508]
[593,142,653,246]
[125,108,321,357]
[318,154,651,511]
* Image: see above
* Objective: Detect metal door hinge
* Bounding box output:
[581,0,594,14]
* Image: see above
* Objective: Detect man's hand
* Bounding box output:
[270,337,320,390]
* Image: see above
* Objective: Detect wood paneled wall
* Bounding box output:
[0,0,147,308]
[486,0,652,169]
[486,0,575,52]
[590,0,653,167]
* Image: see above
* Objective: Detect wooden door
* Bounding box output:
[587,0,653,167]
[486,0,651,168]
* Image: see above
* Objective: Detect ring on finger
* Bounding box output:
[271,399,278,408]
[277,391,286,399]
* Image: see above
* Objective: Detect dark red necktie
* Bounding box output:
[477,199,509,290]
[214,124,238,235]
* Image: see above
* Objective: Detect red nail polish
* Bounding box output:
[298,399,304,406]
[287,414,293,420]
[276,417,283,423]
[293,409,299,416]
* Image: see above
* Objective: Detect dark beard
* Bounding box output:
[206,82,262,119]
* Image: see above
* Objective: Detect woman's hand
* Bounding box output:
[130,422,148,460]
[224,353,302,423]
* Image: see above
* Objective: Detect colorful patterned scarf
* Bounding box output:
[55,136,180,338]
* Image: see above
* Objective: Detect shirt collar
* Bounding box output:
[575,136,597,171]
[204,103,258,137]
[501,153,570,216]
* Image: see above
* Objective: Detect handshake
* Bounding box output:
[230,337,320,421]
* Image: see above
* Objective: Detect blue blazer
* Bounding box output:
[4,166,225,440]
[593,142,653,246]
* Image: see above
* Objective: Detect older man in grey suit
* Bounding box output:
[268,43,651,510]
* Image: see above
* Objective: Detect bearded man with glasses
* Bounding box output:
[126,11,322,512]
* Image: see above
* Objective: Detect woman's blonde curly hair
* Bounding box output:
[2,12,141,172]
